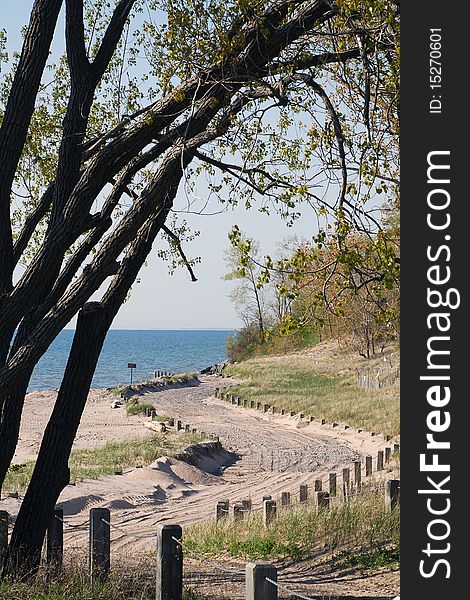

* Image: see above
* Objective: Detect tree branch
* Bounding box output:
[161,225,198,282]
[0,0,63,295]
[91,0,137,78]
[12,184,55,266]
[301,76,348,208]
[65,0,90,78]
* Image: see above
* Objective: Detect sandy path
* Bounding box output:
[2,376,399,597]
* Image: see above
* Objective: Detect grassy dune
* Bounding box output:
[4,432,205,494]
[224,342,400,436]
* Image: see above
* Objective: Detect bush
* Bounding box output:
[225,324,264,362]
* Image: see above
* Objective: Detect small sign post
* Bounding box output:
[128,362,136,384]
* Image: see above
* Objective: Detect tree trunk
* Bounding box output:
[5,302,109,576]
[0,382,29,494]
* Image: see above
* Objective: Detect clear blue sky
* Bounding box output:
[3,2,317,329]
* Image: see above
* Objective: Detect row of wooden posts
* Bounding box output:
[214,387,396,441]
[154,370,172,378]
[143,412,219,442]
[1,514,330,600]
[215,478,400,528]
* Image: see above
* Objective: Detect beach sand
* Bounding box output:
[1,375,399,598]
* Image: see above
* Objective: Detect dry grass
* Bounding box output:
[224,340,399,436]
[0,561,206,600]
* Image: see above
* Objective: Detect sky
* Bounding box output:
[2,2,318,330]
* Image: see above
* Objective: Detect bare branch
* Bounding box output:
[161,225,198,282]
[300,77,348,209]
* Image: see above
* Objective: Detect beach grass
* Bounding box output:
[0,571,206,600]
[185,487,400,564]
[224,345,399,436]
[125,401,155,416]
[4,432,205,494]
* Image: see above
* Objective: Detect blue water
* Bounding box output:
[28,330,234,391]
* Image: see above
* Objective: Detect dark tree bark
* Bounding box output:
[0,0,63,333]
[5,302,110,576]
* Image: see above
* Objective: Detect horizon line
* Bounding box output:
[63,327,238,331]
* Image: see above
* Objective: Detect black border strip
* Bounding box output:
[401,2,467,597]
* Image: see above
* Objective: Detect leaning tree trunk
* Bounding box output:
[5,302,110,576]
[0,381,30,494]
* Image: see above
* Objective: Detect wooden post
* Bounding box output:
[354,460,362,489]
[233,502,244,521]
[263,404,270,413]
[385,447,392,464]
[290,411,296,417]
[89,508,110,582]
[314,479,322,492]
[185,424,190,433]
[393,443,400,454]
[156,524,183,600]
[316,491,330,510]
[280,409,285,415]
[215,500,229,522]
[320,418,326,425]
[377,450,384,471]
[299,484,308,503]
[46,507,64,573]
[256,402,262,410]
[263,500,277,526]
[241,499,252,513]
[246,563,278,600]
[262,495,272,502]
[176,420,182,431]
[385,480,400,511]
[280,491,290,507]
[342,468,350,499]
[329,473,337,497]
[365,455,373,477]
[0,510,8,563]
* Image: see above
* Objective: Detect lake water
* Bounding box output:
[28,329,234,391]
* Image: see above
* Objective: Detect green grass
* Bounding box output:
[224,346,399,435]
[125,401,155,416]
[337,544,400,569]
[4,432,205,494]
[185,489,400,562]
